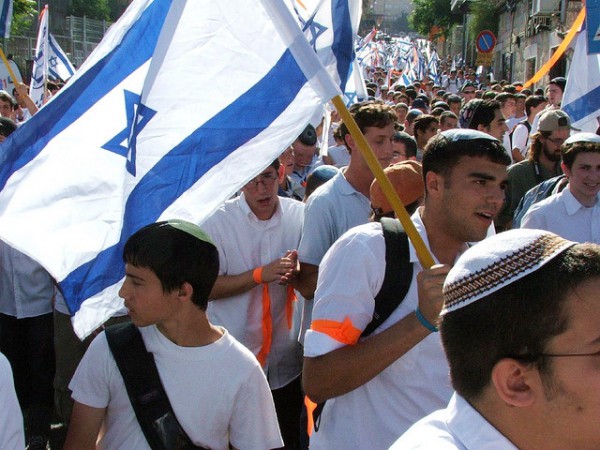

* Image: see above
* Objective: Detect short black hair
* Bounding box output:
[422,132,510,186]
[123,221,219,310]
[393,131,417,158]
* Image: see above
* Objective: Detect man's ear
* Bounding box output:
[476,123,488,133]
[491,358,537,408]
[177,282,194,302]
[425,170,442,197]
[343,132,355,154]
[277,164,285,183]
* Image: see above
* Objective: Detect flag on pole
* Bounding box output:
[29,5,49,107]
[0,0,12,38]
[48,34,76,81]
[562,29,600,132]
[0,0,340,338]
[288,0,361,92]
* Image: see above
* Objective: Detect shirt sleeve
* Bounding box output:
[304,225,386,357]
[228,364,284,450]
[512,124,529,156]
[69,332,116,409]
[298,194,337,266]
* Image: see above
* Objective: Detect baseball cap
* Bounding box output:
[411,98,428,110]
[370,161,424,214]
[538,109,580,132]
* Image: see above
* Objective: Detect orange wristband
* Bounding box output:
[252,267,264,284]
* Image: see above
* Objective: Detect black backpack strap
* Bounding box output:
[363,217,413,337]
[312,218,414,431]
[105,323,208,450]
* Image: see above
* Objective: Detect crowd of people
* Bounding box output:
[1,61,600,450]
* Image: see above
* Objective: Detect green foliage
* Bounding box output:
[410,0,461,38]
[469,0,499,38]
[70,0,111,21]
[11,0,36,36]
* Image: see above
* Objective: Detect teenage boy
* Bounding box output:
[65,220,282,450]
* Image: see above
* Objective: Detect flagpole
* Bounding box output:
[0,46,18,87]
[330,95,436,269]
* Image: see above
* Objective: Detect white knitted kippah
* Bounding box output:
[442,229,576,315]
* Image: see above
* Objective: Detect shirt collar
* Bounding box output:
[238,192,282,223]
[563,186,600,215]
[447,394,519,450]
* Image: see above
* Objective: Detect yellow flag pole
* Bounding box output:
[0,46,18,87]
[331,95,436,269]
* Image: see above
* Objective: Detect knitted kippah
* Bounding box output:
[442,229,575,315]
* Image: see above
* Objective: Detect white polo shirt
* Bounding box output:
[304,213,454,450]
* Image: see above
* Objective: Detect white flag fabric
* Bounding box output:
[48,34,76,81]
[0,0,12,38]
[288,0,361,92]
[562,30,600,132]
[0,0,340,338]
[29,5,49,107]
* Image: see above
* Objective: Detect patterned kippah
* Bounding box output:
[442,229,575,315]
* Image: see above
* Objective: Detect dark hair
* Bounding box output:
[528,131,552,162]
[0,91,16,108]
[422,132,511,185]
[446,95,461,105]
[561,141,600,169]
[525,95,547,116]
[441,243,600,400]
[123,222,219,310]
[393,131,417,158]
[464,99,501,130]
[439,111,458,127]
[495,92,516,106]
[413,115,438,141]
[340,101,397,140]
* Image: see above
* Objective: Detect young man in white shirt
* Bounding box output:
[392,229,600,450]
[65,221,282,450]
[521,133,600,243]
[303,130,510,449]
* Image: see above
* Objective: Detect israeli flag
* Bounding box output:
[29,5,48,107]
[0,0,12,38]
[289,0,361,92]
[563,29,600,132]
[0,0,340,338]
[48,34,76,81]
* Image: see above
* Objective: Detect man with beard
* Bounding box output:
[496,110,577,230]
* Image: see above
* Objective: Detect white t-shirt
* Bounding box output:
[70,325,283,450]
[304,214,454,450]
[520,187,600,243]
[511,121,532,159]
[0,352,25,450]
[389,393,518,449]
[202,194,304,389]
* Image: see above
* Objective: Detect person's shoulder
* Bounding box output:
[508,159,532,175]
[389,409,459,449]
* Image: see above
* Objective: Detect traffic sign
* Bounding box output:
[476,30,496,54]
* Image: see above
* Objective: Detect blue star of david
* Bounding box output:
[345,91,356,106]
[298,16,327,51]
[102,90,156,176]
[49,56,58,69]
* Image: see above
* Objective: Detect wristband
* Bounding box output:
[252,267,264,284]
[415,307,438,333]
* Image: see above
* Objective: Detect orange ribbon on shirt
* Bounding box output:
[310,317,362,346]
[253,267,297,367]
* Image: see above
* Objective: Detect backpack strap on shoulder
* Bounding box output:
[105,323,208,450]
[363,217,413,337]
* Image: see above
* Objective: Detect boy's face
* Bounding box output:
[119,263,179,328]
